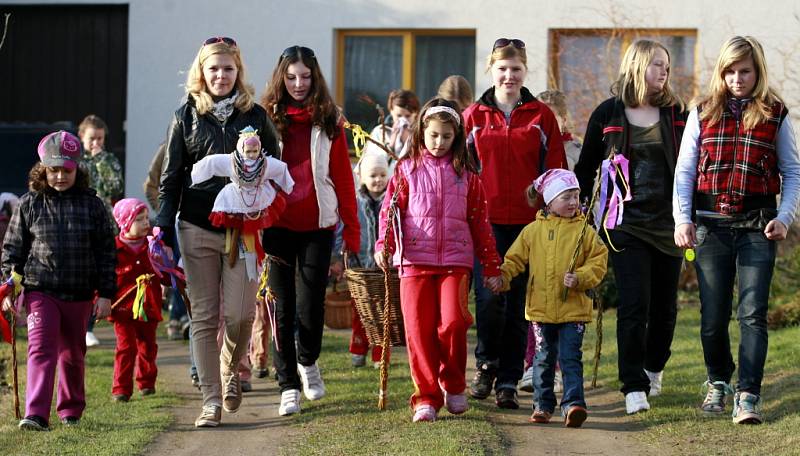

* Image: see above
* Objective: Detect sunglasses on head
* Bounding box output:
[280,45,316,63]
[493,38,525,50]
[203,36,237,48]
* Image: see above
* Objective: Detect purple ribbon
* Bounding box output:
[594,154,632,231]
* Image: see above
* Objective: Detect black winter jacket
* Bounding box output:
[156,97,280,234]
[2,187,117,301]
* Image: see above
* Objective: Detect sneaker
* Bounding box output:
[519,367,534,393]
[645,369,663,397]
[564,405,588,428]
[444,391,469,415]
[254,366,269,379]
[85,331,100,347]
[298,363,326,401]
[18,415,49,431]
[529,409,552,424]
[351,354,366,368]
[141,388,156,396]
[732,392,763,425]
[625,391,650,414]
[112,394,130,402]
[412,404,437,422]
[554,369,563,394]
[278,389,301,416]
[241,380,253,393]
[191,372,200,390]
[222,372,242,413]
[495,388,520,409]
[469,364,496,400]
[701,380,733,414]
[61,416,80,427]
[194,404,222,427]
[167,320,181,341]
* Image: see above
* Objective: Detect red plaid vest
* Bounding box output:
[696,101,787,214]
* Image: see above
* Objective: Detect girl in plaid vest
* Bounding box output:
[674,36,800,425]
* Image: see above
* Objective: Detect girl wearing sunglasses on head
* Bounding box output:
[260,45,360,417]
[462,38,567,410]
[156,36,281,428]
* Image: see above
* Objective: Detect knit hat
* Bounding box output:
[533,168,580,205]
[236,126,261,156]
[355,150,390,181]
[37,130,82,170]
[113,198,148,235]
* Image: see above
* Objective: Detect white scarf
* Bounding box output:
[210,91,238,123]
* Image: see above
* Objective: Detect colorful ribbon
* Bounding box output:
[593,153,631,251]
[132,274,152,321]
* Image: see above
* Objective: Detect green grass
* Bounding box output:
[0,321,180,456]
[582,302,800,456]
[278,331,506,456]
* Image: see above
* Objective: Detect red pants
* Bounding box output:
[350,300,389,363]
[112,320,159,396]
[400,270,472,410]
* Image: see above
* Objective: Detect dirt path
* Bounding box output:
[140,334,297,456]
[128,323,646,455]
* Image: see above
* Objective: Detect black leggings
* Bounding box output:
[263,227,334,392]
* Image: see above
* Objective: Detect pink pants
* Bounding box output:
[400,271,472,410]
[24,291,93,422]
[350,300,388,363]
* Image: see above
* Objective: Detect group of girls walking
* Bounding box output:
[1,32,796,431]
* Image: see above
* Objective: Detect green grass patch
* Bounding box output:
[583,303,800,456]
[0,322,180,456]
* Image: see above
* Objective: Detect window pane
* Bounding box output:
[343,36,402,131]
[414,35,475,104]
[553,33,622,138]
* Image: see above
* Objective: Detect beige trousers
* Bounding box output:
[178,221,257,406]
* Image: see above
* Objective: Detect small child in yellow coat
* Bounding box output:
[494,168,608,427]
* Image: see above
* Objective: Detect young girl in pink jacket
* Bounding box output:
[375,98,502,422]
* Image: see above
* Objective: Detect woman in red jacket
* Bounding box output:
[462,38,567,409]
[260,45,359,416]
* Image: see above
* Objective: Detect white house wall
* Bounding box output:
[11,0,800,203]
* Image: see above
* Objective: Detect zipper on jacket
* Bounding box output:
[726,119,741,200]
[437,161,444,265]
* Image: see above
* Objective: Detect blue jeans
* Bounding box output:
[532,322,586,415]
[694,217,775,395]
[473,224,528,391]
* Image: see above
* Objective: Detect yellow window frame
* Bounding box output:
[335,29,475,105]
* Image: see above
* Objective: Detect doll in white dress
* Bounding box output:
[191,126,294,279]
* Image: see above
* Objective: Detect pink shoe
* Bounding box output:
[412,404,437,422]
[444,391,469,415]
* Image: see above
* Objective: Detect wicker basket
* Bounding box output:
[344,266,405,347]
[324,285,353,330]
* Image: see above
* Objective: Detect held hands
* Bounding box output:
[329,260,344,281]
[94,297,112,321]
[674,223,697,249]
[1,295,13,312]
[563,272,578,289]
[764,219,788,241]
[484,276,504,294]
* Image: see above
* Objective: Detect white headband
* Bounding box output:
[423,106,461,126]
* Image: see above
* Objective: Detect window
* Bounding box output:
[336,30,475,132]
[548,29,697,138]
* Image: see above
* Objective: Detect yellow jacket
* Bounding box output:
[500,210,608,323]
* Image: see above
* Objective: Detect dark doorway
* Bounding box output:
[0,4,128,196]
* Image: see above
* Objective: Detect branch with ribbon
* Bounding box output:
[147,227,191,317]
[257,255,286,353]
[0,271,23,419]
[340,111,399,161]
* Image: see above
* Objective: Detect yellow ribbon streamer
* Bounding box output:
[132,274,152,322]
[344,122,370,158]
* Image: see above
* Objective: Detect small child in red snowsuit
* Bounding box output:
[108,198,167,401]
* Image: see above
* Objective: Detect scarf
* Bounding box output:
[211,91,239,123]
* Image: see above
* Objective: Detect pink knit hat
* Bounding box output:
[533,168,580,205]
[113,198,148,235]
[37,130,82,170]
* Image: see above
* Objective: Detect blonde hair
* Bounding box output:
[486,44,527,71]
[537,90,572,133]
[696,36,783,131]
[185,41,255,115]
[437,75,474,111]
[611,40,683,109]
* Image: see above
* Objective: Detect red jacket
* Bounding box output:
[109,237,164,323]
[463,87,567,225]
